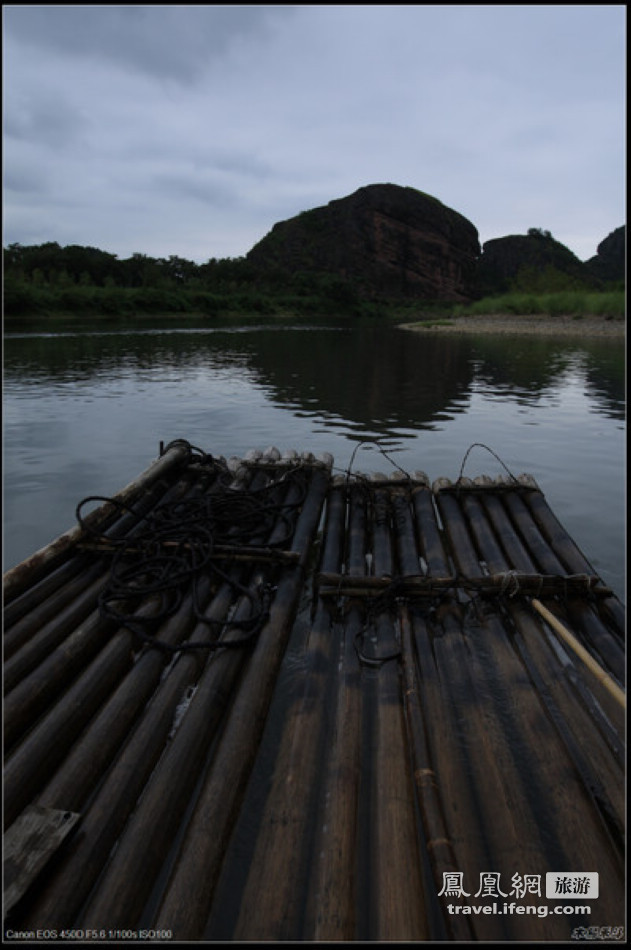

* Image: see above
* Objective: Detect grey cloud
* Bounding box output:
[4,5,296,83]
[5,90,88,149]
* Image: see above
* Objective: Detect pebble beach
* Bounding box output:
[400,313,625,338]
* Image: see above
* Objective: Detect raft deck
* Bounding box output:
[3,441,625,941]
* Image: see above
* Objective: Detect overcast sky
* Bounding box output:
[3,4,625,264]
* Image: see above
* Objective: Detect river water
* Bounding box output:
[2,324,626,602]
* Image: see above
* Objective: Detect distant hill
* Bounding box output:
[475,229,600,295]
[584,225,625,284]
[246,184,480,301]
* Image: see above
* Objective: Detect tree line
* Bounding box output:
[3,241,367,320]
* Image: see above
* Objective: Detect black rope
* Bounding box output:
[77,452,309,655]
[455,442,520,485]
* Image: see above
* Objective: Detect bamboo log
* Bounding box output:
[3,472,243,748]
[356,488,428,940]
[409,606,507,941]
[456,493,624,784]
[2,441,191,603]
[499,491,564,573]
[523,488,600,576]
[433,490,483,579]
[531,599,625,709]
[371,485,393,577]
[156,467,333,940]
[3,574,111,693]
[501,605,625,911]
[3,554,94,631]
[3,632,134,829]
[225,473,352,941]
[362,613,428,940]
[442,601,580,939]
[18,574,242,930]
[80,466,330,933]
[4,473,191,646]
[502,492,625,680]
[505,601,625,843]
[10,570,218,830]
[410,485,451,577]
[15,456,259,928]
[301,483,382,939]
[455,490,625,741]
[3,608,120,751]
[79,589,265,930]
[398,606,473,941]
[465,606,623,935]
[315,572,604,598]
[33,585,205,814]
[391,488,417,577]
[302,609,362,941]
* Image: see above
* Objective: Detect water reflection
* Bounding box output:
[5,326,625,428]
[3,325,625,598]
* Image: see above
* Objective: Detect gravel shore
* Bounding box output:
[400,313,625,338]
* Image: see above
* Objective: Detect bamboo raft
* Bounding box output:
[3,441,625,941]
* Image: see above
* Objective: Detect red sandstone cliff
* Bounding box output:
[246,184,480,302]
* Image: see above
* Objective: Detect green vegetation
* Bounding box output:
[3,241,386,327]
[454,289,625,320]
[3,239,625,331]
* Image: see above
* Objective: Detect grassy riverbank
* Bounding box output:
[453,288,624,319]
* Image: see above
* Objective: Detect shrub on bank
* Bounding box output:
[455,290,624,319]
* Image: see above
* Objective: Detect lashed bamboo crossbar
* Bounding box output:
[316,571,611,597]
[3,445,625,941]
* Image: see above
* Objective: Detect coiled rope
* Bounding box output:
[76,446,309,655]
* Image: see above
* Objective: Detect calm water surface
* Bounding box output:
[3,324,626,602]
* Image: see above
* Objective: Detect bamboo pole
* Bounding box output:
[298,480,384,940]
[79,588,267,930]
[504,600,625,847]
[466,605,623,936]
[463,484,621,876]
[33,585,206,814]
[3,632,134,830]
[226,472,353,941]
[80,465,330,934]
[154,469,335,941]
[398,605,473,941]
[433,488,483,579]
[3,608,120,752]
[6,566,217,829]
[4,473,188,648]
[302,608,362,941]
[500,603,625,917]
[410,484,451,577]
[408,605,508,941]
[2,441,191,603]
[501,491,625,683]
[3,554,94,631]
[531,599,625,709]
[3,474,222,747]
[3,573,111,693]
[362,614,428,940]
[475,487,625,749]
[18,572,245,930]
[523,487,601,576]
[17,463,259,928]
[356,486,428,940]
[456,489,625,759]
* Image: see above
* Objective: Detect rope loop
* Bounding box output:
[77,463,309,655]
